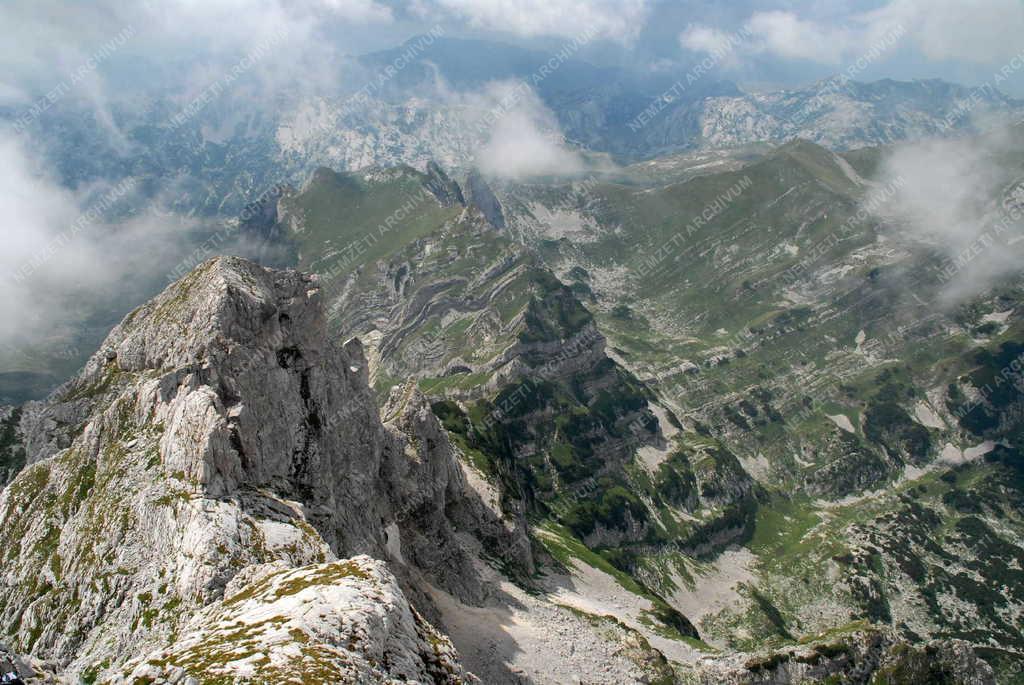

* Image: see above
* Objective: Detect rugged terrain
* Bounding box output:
[4,33,1021,407]
[487,134,1024,682]
[1,251,1009,683]
[158,148,1019,682]
[0,256,533,681]
[3,36,1024,679]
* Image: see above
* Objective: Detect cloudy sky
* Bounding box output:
[1,0,1022,107]
[0,0,1020,391]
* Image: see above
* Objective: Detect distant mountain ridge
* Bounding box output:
[2,36,1022,435]
[8,37,1021,205]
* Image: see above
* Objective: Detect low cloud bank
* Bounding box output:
[874,122,1024,302]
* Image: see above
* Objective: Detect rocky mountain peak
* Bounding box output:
[0,256,528,681]
[464,170,505,229]
[425,160,466,208]
[98,256,323,374]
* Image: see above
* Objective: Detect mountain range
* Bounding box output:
[4,38,1021,411]
[2,33,1024,684]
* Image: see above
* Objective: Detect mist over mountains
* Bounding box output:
[2,3,1024,683]
[3,33,1021,406]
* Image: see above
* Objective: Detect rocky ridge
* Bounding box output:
[0,256,529,681]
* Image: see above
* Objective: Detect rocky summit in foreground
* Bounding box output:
[0,256,534,682]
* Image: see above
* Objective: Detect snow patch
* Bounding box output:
[669,548,756,630]
[827,414,855,433]
[913,402,945,429]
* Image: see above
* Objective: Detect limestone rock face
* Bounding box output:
[0,257,526,681]
[121,556,472,684]
[424,161,465,208]
[380,386,534,606]
[464,170,505,230]
[0,406,25,488]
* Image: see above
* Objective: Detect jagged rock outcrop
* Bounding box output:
[0,256,529,681]
[0,641,59,683]
[0,406,25,488]
[424,161,465,208]
[283,175,675,554]
[122,556,471,684]
[464,171,505,230]
[380,386,533,602]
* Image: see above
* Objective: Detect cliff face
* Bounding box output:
[0,256,529,681]
[0,406,24,488]
[464,171,505,230]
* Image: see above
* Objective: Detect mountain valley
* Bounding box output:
[2,18,1024,684]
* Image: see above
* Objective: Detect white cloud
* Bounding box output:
[679,26,735,56]
[467,82,584,179]
[144,0,392,47]
[0,134,116,346]
[680,12,864,68]
[434,0,649,43]
[745,11,855,65]
[0,82,28,107]
[319,0,393,22]
[682,0,1024,70]
[0,133,204,350]
[477,109,583,179]
[864,0,1024,65]
[0,0,393,108]
[678,24,749,70]
[874,124,1024,302]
